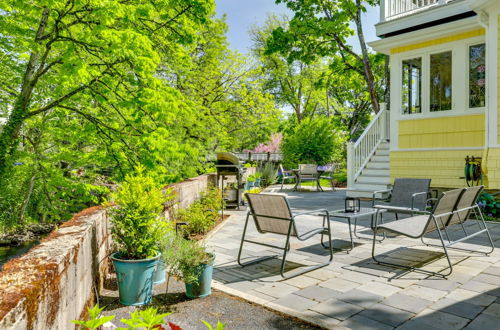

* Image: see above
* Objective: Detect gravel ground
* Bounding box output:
[99,275,322,330]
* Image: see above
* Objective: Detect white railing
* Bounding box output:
[383,0,454,21]
[347,104,389,187]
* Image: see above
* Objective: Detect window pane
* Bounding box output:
[469,44,486,108]
[430,51,452,112]
[402,57,422,114]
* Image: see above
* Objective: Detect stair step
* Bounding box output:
[376,149,390,156]
[366,162,389,169]
[356,177,391,184]
[371,155,389,162]
[362,168,390,176]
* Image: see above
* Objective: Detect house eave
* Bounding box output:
[368,16,482,55]
[376,0,472,38]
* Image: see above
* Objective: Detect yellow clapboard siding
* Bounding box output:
[390,29,485,54]
[486,148,500,189]
[398,115,485,149]
[390,150,484,188]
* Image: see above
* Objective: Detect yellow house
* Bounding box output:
[347,0,500,197]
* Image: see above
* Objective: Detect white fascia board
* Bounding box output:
[469,0,500,12]
[376,0,472,38]
[369,16,482,55]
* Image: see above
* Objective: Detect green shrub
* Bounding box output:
[161,233,213,284]
[281,117,343,169]
[260,162,278,186]
[108,168,166,260]
[176,186,223,236]
[478,192,500,220]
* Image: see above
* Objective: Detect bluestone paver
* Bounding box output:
[430,297,485,319]
[207,189,500,329]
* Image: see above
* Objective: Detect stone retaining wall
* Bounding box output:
[0,173,219,330]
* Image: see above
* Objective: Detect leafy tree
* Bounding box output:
[250,15,328,122]
[266,0,382,113]
[0,0,214,178]
[281,117,344,168]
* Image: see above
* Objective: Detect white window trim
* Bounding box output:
[394,35,486,121]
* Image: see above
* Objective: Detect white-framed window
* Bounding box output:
[468,43,486,109]
[429,51,452,112]
[395,36,486,118]
[402,57,422,114]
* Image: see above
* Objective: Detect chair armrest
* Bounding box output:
[372,189,392,207]
[292,209,329,218]
[411,191,428,211]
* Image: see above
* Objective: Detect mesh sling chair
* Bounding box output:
[421,185,495,255]
[372,178,432,219]
[295,164,320,191]
[371,188,464,277]
[279,164,296,190]
[238,193,333,279]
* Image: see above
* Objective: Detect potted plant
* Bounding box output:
[162,234,215,299]
[108,168,166,306]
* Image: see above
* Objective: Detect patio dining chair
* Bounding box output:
[372,187,494,277]
[295,164,320,191]
[238,193,333,279]
[279,164,296,190]
[421,185,495,254]
[372,178,432,219]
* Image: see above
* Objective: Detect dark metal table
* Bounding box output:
[321,207,384,252]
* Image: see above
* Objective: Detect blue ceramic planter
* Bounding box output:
[111,252,160,306]
[153,259,166,285]
[185,254,215,299]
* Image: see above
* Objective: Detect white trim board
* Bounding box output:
[370,16,482,55]
[392,147,485,152]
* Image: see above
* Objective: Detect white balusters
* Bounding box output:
[384,0,451,21]
[347,104,388,188]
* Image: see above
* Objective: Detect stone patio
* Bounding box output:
[206,187,500,329]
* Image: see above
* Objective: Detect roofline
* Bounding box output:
[368,16,482,55]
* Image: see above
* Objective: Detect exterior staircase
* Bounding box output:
[346,104,391,198]
[346,142,390,198]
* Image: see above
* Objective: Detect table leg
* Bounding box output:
[347,217,354,252]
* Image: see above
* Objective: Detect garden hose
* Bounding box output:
[464,156,482,187]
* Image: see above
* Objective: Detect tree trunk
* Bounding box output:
[0,7,50,177]
[354,1,379,113]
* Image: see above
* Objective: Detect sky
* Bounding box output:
[214,0,380,54]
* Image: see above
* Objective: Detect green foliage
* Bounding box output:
[118,308,171,330]
[108,168,167,260]
[0,0,280,231]
[259,163,278,186]
[281,117,343,168]
[202,320,225,330]
[161,233,213,284]
[478,193,500,219]
[175,187,223,236]
[72,304,114,330]
[73,305,225,329]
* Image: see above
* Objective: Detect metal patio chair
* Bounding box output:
[372,178,432,219]
[294,164,320,191]
[279,164,296,190]
[371,188,464,277]
[318,164,337,191]
[421,185,495,255]
[238,193,333,279]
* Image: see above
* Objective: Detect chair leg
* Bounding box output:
[237,212,251,266]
